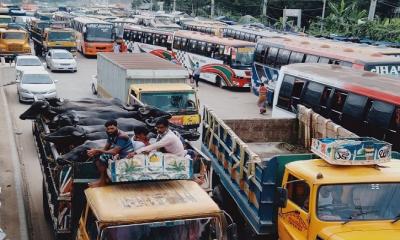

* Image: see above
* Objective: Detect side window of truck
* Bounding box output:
[286,174,310,212]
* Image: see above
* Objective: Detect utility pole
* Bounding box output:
[262,0,268,16]
[368,0,377,21]
[173,0,176,12]
[211,0,215,18]
[320,0,326,32]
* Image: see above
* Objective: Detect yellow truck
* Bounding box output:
[0,28,31,61]
[76,180,235,240]
[29,20,76,56]
[96,53,201,130]
[202,105,400,240]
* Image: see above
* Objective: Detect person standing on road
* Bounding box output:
[87,120,134,187]
[193,62,201,88]
[113,41,120,53]
[258,83,267,114]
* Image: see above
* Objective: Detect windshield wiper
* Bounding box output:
[343,210,378,225]
[392,213,400,223]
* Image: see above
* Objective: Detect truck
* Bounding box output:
[29,19,76,56]
[201,105,400,240]
[76,180,235,240]
[28,99,215,239]
[0,27,31,62]
[96,52,201,130]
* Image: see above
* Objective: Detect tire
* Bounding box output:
[215,76,222,88]
[18,93,23,103]
[91,84,97,95]
[42,180,51,223]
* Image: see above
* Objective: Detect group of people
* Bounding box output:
[113,38,128,53]
[87,118,186,187]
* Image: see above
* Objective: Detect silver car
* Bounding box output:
[15,55,45,80]
[17,69,58,103]
[45,49,77,72]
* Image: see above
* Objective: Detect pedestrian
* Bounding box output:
[113,41,120,53]
[87,120,134,187]
[258,83,267,114]
[129,118,186,157]
[131,126,152,151]
[193,62,201,88]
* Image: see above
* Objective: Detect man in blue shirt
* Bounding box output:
[87,119,134,187]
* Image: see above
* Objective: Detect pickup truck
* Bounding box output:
[201,105,400,240]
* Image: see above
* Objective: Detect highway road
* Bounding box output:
[0,52,270,239]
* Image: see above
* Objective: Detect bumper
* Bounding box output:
[52,65,77,71]
[84,47,113,56]
[19,91,57,102]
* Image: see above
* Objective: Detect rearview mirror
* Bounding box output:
[276,187,288,208]
[15,79,20,83]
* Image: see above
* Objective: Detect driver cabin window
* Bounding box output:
[287,174,310,212]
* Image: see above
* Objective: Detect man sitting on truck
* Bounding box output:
[129,118,186,157]
[87,119,134,187]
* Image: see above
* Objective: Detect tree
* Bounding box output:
[131,0,142,10]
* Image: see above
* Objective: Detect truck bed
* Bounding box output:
[246,142,308,159]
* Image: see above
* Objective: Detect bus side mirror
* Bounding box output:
[227,223,238,240]
[277,187,288,208]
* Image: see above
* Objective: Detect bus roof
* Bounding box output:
[225,25,283,38]
[183,20,227,27]
[72,16,112,25]
[85,180,222,224]
[258,36,400,64]
[287,159,400,184]
[175,30,256,47]
[282,63,400,105]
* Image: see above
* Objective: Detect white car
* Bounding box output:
[16,69,58,103]
[45,49,77,72]
[15,55,45,80]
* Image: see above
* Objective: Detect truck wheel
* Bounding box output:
[42,180,51,223]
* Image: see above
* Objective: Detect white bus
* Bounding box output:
[272,63,400,150]
[172,30,255,88]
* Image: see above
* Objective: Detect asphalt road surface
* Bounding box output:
[1,51,271,239]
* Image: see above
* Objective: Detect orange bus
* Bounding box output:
[71,17,115,56]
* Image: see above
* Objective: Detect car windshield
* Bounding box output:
[317,183,400,222]
[48,31,75,41]
[231,47,254,68]
[0,18,11,24]
[2,32,26,40]
[141,92,197,113]
[22,74,53,84]
[17,58,42,66]
[52,52,73,59]
[86,23,113,42]
[100,217,221,240]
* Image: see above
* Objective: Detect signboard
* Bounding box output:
[365,64,400,76]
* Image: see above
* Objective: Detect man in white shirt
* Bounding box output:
[133,118,186,156]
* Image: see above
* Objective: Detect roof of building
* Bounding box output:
[282,63,400,105]
[85,180,222,224]
[287,159,400,184]
[99,53,185,70]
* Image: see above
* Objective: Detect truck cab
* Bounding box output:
[77,180,230,240]
[0,15,12,28]
[0,28,31,61]
[278,159,400,240]
[43,27,77,55]
[128,83,201,129]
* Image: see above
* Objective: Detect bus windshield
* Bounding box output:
[2,32,26,40]
[231,47,254,68]
[48,31,75,41]
[85,23,113,42]
[100,217,222,240]
[141,92,197,113]
[317,183,400,222]
[365,63,400,77]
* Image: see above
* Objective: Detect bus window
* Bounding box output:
[198,41,206,55]
[276,49,291,68]
[305,55,319,63]
[318,57,330,64]
[366,101,395,139]
[289,52,305,64]
[319,87,332,117]
[387,107,400,150]
[265,47,278,67]
[301,81,324,111]
[173,37,181,50]
[255,44,267,62]
[390,107,400,131]
[329,59,340,65]
[339,61,352,67]
[291,78,306,110]
[330,90,348,123]
[205,43,213,57]
[181,38,188,50]
[277,75,295,111]
[189,40,198,54]
[341,93,368,135]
